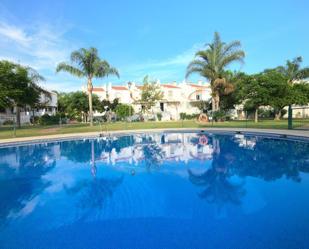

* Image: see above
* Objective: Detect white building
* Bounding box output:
[97,133,214,166]
[84,80,212,120]
[0,91,58,125]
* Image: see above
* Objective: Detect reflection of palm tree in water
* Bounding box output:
[189,137,245,209]
[64,140,123,218]
[90,140,97,177]
[65,176,123,211]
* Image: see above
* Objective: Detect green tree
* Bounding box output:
[115,103,134,120]
[290,83,309,105]
[56,47,119,126]
[139,76,163,113]
[101,98,119,112]
[261,69,290,120]
[58,91,102,121]
[0,61,18,109]
[239,73,270,123]
[0,60,48,127]
[239,69,309,122]
[275,57,309,118]
[186,32,245,112]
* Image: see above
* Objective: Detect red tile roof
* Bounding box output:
[112,86,128,90]
[189,84,209,88]
[162,84,180,89]
[92,87,105,92]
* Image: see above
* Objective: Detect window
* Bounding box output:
[196,94,201,100]
[160,103,164,112]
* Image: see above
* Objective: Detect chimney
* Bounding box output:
[127,81,132,90]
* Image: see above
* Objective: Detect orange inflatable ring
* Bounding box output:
[198,113,209,123]
[199,135,208,145]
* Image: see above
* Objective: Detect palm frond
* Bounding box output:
[195,50,210,63]
[95,60,120,78]
[223,40,241,52]
[219,51,245,68]
[56,63,84,77]
[220,40,242,60]
[107,66,120,78]
[185,66,203,79]
[277,56,308,82]
[70,50,85,66]
[187,59,207,70]
[296,67,309,80]
[212,32,221,48]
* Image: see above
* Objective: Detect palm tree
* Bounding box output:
[56,47,119,126]
[186,32,245,112]
[275,57,309,121]
[276,57,309,84]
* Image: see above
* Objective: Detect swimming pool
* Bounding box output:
[0,132,309,249]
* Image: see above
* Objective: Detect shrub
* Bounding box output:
[38,114,61,125]
[212,110,230,121]
[180,112,186,120]
[31,116,40,124]
[3,120,14,125]
[258,109,275,119]
[115,104,134,120]
[157,113,162,121]
[180,112,199,120]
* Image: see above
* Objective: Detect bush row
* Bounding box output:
[180,113,199,120]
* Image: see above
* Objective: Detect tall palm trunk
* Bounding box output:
[211,89,220,112]
[87,78,93,126]
[214,92,220,111]
[211,97,216,113]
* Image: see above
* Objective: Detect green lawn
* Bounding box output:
[0,119,308,139]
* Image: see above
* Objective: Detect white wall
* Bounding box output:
[87,81,212,120]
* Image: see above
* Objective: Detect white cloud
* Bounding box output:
[0,18,81,91]
[0,15,204,91]
[0,22,31,46]
[119,43,203,82]
[0,21,76,69]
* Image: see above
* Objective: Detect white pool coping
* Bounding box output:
[0,127,308,147]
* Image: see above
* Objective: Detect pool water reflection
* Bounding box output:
[0,132,309,249]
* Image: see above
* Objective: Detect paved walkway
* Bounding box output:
[0,128,308,146]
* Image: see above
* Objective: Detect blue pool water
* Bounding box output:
[0,132,309,249]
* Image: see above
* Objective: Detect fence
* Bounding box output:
[290,106,309,130]
[1,107,309,139]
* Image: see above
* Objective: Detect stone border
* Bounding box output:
[0,127,308,147]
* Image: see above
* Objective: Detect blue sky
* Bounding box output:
[0,0,308,91]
